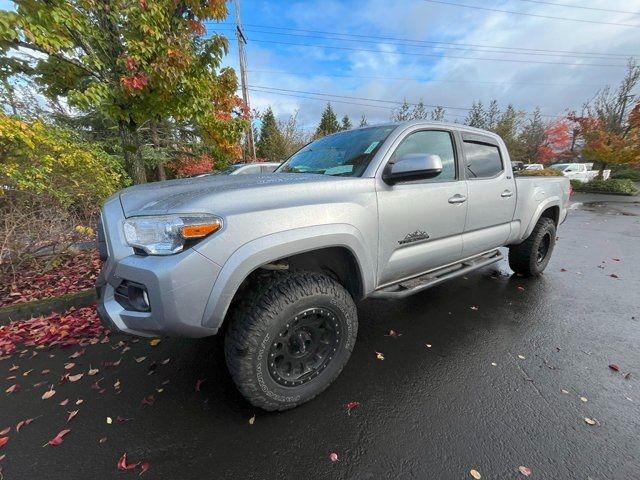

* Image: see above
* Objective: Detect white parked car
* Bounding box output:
[524,164,544,171]
[552,163,610,182]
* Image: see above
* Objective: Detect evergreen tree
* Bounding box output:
[465,101,486,128]
[520,107,546,164]
[359,114,368,127]
[430,106,445,122]
[315,103,340,138]
[485,100,501,131]
[341,114,352,131]
[495,104,524,161]
[392,99,412,122]
[256,107,286,161]
[412,100,428,120]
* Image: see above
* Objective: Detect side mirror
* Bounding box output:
[383,154,443,185]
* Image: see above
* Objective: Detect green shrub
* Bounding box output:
[611,169,640,181]
[572,179,638,196]
[517,168,564,176]
[570,179,584,189]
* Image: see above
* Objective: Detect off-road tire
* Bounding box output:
[508,217,556,276]
[224,271,358,411]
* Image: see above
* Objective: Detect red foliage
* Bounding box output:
[169,153,214,177]
[188,19,206,35]
[0,306,107,356]
[538,119,572,164]
[121,73,149,92]
[123,56,138,72]
[0,250,100,308]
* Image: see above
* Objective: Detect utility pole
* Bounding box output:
[234,0,256,160]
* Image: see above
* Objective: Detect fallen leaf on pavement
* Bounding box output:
[560,268,567,272]
[561,389,569,394]
[491,362,497,366]
[75,398,83,405]
[609,274,619,279]
[624,372,631,380]
[106,417,113,424]
[149,339,161,347]
[161,358,170,365]
[9,365,18,372]
[345,401,361,414]
[134,357,147,363]
[140,395,155,407]
[470,306,478,311]
[16,418,34,432]
[518,355,525,360]
[68,373,83,382]
[116,416,133,423]
[385,329,401,337]
[64,363,75,370]
[0,428,8,436]
[609,364,620,372]
[42,386,56,400]
[88,366,99,376]
[584,417,597,426]
[329,452,338,463]
[518,466,532,476]
[612,258,620,262]
[5,384,18,394]
[69,350,85,359]
[0,437,8,448]
[46,429,71,446]
[375,351,385,360]
[517,286,525,292]
[140,462,150,476]
[117,453,139,471]
[249,415,255,425]
[67,410,79,423]
[470,469,482,479]
[99,437,107,444]
[59,399,69,406]
[22,369,33,377]
[580,396,588,403]
[195,378,206,392]
[425,344,432,348]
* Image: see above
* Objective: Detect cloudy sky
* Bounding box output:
[215,0,640,130]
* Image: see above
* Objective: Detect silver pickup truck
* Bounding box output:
[97,120,570,410]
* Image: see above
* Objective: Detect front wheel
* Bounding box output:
[508,217,556,276]
[224,271,358,411]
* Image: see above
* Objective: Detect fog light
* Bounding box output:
[142,290,150,309]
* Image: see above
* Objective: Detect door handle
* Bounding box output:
[501,190,513,198]
[448,194,467,204]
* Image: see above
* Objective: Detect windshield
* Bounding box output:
[276,126,395,176]
[215,164,244,175]
[553,164,571,171]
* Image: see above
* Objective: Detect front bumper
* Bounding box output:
[96,198,222,338]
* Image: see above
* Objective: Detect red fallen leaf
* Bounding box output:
[0,428,8,436]
[0,437,8,448]
[42,385,56,400]
[67,410,79,423]
[385,329,401,337]
[16,418,34,432]
[68,373,84,382]
[518,466,532,476]
[116,416,133,423]
[329,452,338,463]
[345,401,360,414]
[102,358,121,368]
[610,273,619,279]
[195,378,206,392]
[139,462,150,476]
[64,363,75,370]
[69,350,85,359]
[117,453,140,471]
[46,429,71,446]
[41,369,50,374]
[609,364,620,372]
[517,286,525,292]
[59,398,69,406]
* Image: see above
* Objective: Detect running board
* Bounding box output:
[370,250,503,299]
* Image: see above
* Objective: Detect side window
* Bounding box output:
[390,130,456,182]
[237,165,262,175]
[463,141,503,179]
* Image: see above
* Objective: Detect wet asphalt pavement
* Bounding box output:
[1,198,639,480]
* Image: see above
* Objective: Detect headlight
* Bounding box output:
[123,214,222,255]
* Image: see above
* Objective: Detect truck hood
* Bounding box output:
[118,173,360,217]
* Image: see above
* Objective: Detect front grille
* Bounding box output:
[96,215,108,262]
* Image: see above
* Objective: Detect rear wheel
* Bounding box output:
[224,271,358,411]
[508,217,556,276]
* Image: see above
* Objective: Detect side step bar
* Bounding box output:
[370,249,503,299]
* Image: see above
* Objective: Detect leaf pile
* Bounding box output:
[0,306,107,355]
[0,250,100,308]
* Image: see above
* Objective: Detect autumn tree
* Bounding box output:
[315,103,340,138]
[256,107,286,161]
[537,119,572,164]
[0,0,246,184]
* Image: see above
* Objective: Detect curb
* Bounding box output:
[0,289,97,325]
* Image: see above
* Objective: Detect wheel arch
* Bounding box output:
[200,224,375,331]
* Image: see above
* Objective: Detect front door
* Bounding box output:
[460,133,517,256]
[376,128,468,287]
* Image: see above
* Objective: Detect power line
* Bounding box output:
[248,38,628,68]
[248,84,563,118]
[512,0,640,16]
[421,0,640,28]
[209,22,638,59]
[240,27,635,61]
[246,68,608,88]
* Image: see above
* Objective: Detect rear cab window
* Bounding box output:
[461,134,504,179]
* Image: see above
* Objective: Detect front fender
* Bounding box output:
[200,223,375,330]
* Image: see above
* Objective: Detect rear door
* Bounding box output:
[376,127,468,286]
[461,133,517,256]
